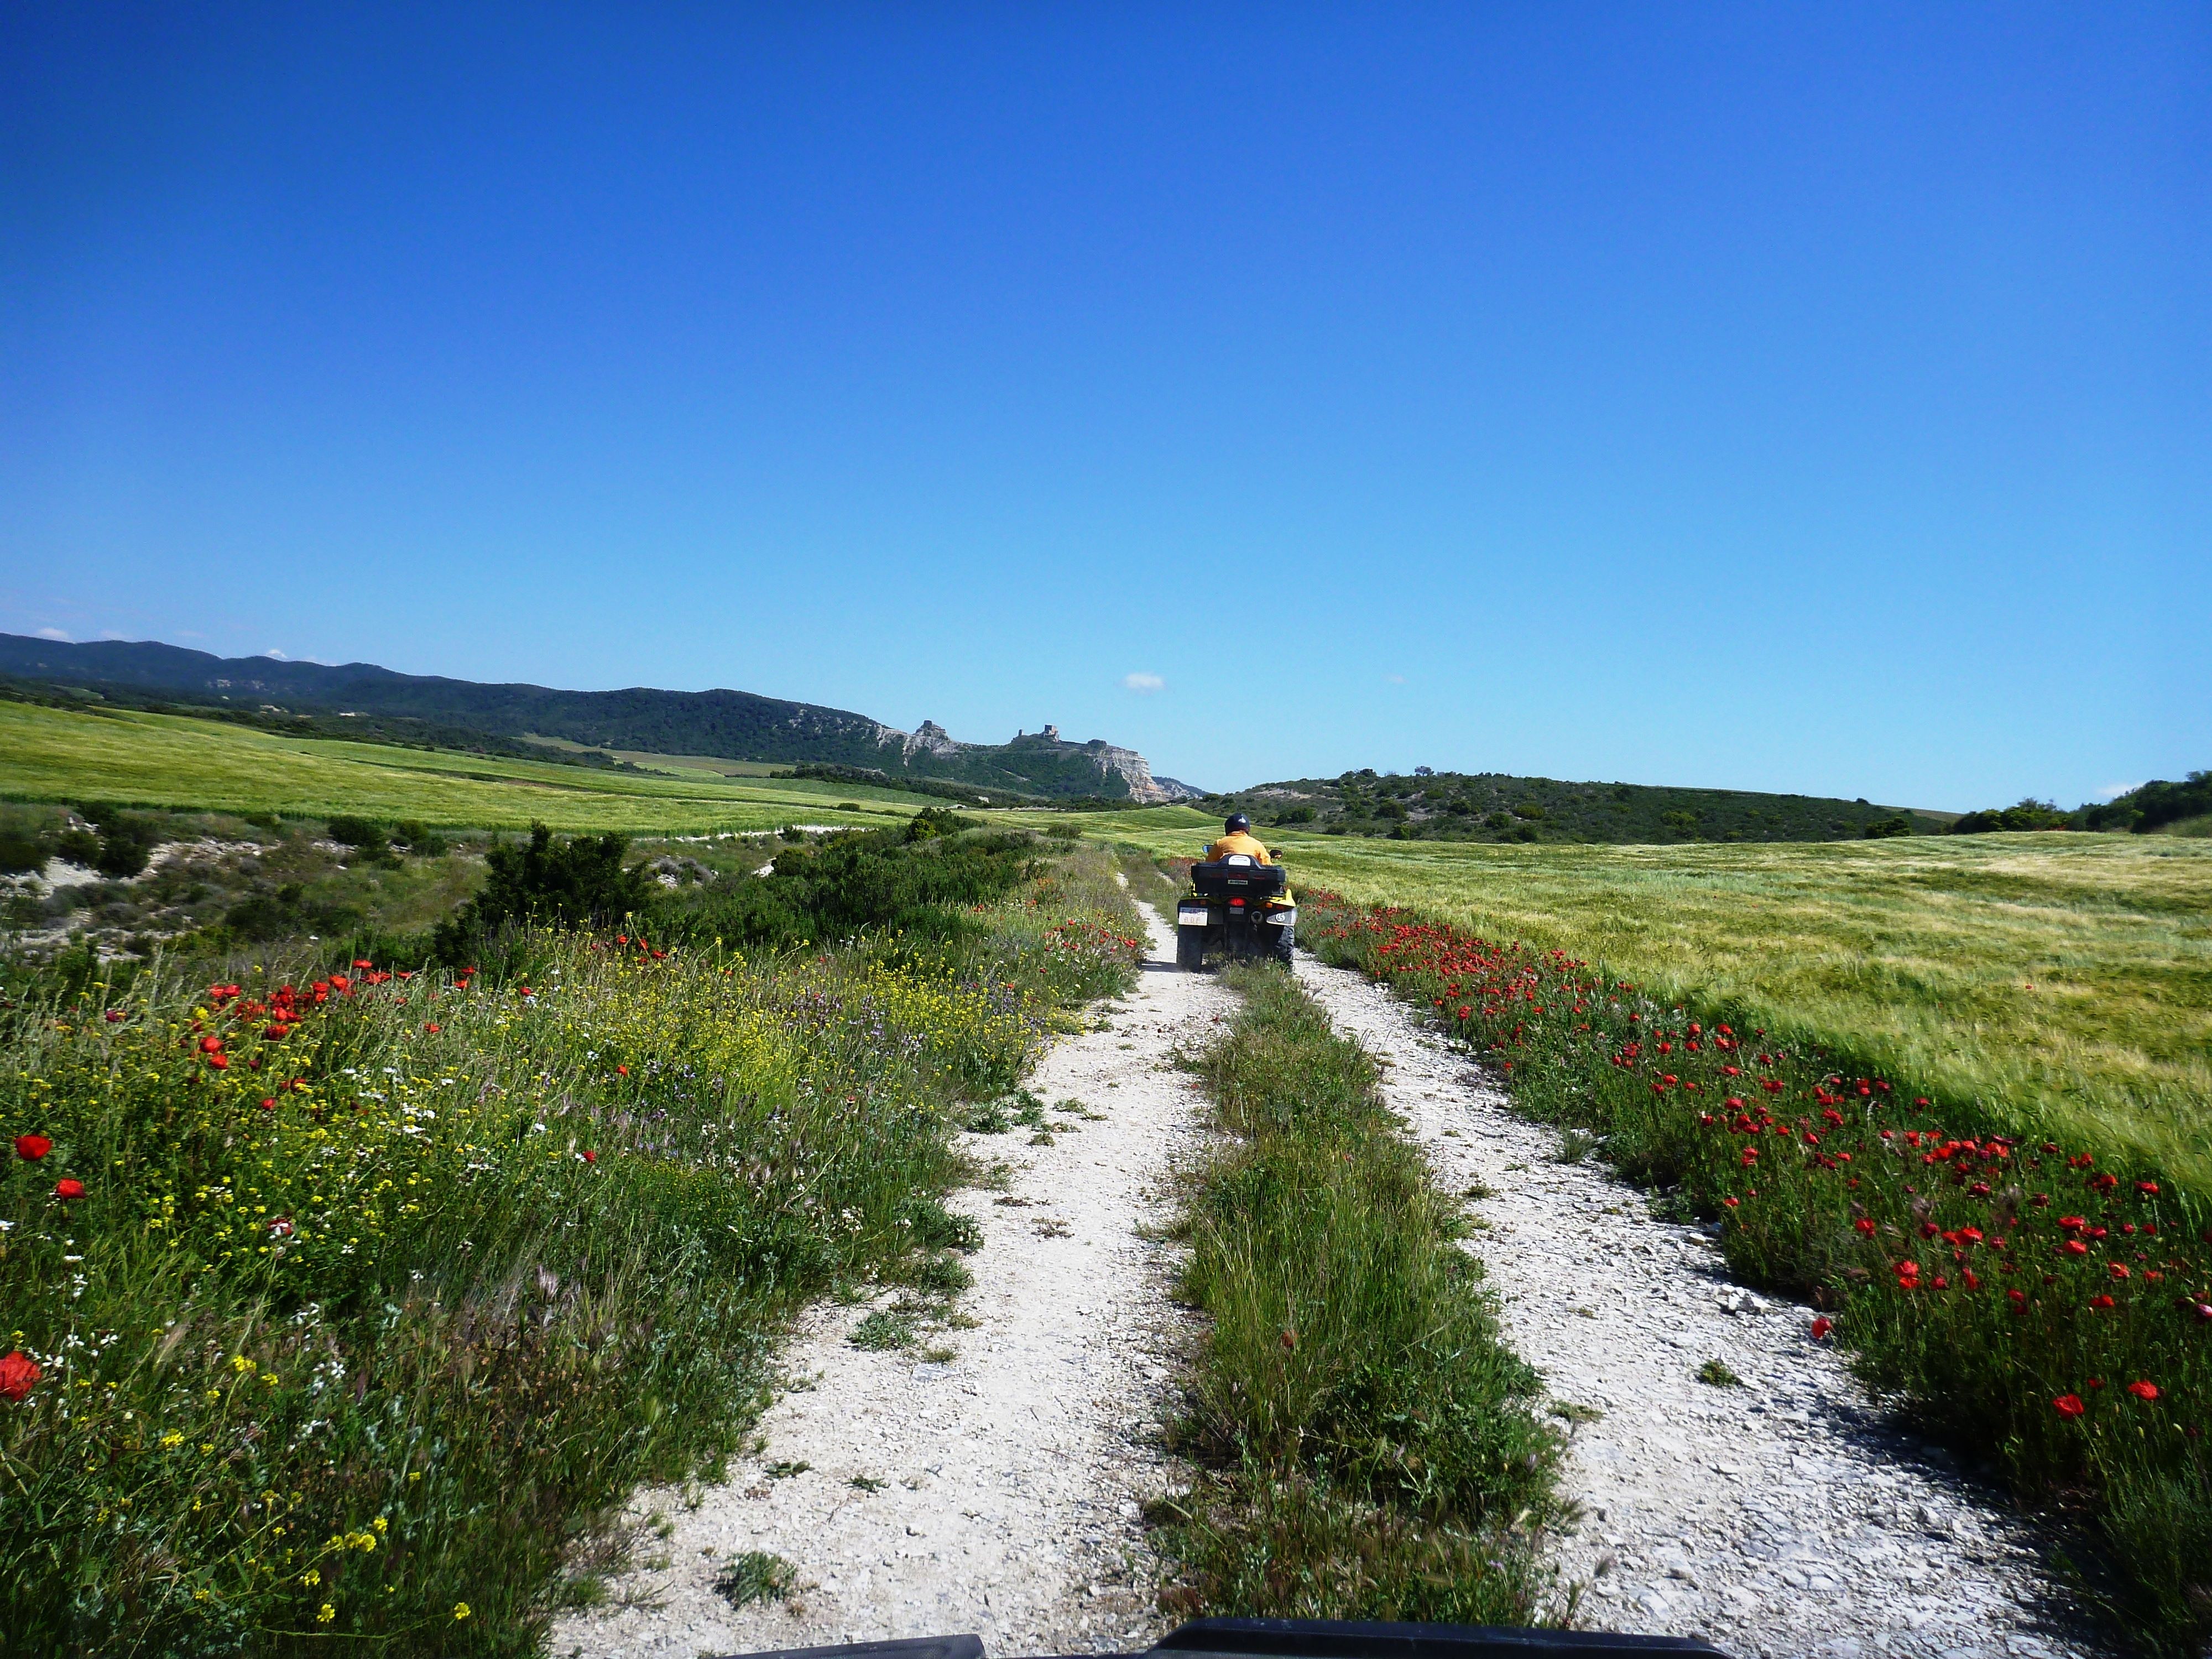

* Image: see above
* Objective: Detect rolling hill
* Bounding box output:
[1196,767,1952,844]
[0,634,1199,804]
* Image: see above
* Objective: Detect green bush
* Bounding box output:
[69,804,163,878]
[1951,799,2072,834]
[647,820,1034,951]
[391,820,447,857]
[432,824,649,963]
[322,815,388,852]
[0,828,44,875]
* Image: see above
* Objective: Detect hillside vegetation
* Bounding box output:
[0,700,947,834]
[1201,768,1945,844]
[0,634,1186,802]
[1077,811,2212,1192]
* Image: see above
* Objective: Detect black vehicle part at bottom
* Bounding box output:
[718,1616,1729,1659]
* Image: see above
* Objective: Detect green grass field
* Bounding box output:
[0,701,951,832]
[14,701,2206,1191]
[1075,807,2212,1191]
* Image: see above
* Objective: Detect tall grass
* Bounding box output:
[1157,964,1560,1625]
[1300,891,2211,1655]
[0,851,1142,1655]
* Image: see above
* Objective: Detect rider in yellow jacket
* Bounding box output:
[1204,813,1274,864]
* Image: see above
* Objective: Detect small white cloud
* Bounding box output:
[2098,782,2142,800]
[261,648,289,660]
[1123,672,1164,693]
[35,627,70,641]
[1384,674,1406,685]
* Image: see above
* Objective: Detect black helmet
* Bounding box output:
[1224,813,1251,834]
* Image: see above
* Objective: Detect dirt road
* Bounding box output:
[1291,954,2090,1659]
[554,906,1227,1659]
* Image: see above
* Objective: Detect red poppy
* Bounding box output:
[424,1023,441,1034]
[2052,1394,2085,1418]
[0,1350,40,1402]
[615,1064,629,1076]
[14,1134,51,1162]
[2109,1262,2131,1281]
[1854,1217,1876,1236]
[54,1178,85,1199]
[105,1009,124,1022]
[2090,1295,2116,1310]
[352,958,374,970]
[1810,1316,1833,1340]
[198,1035,223,1054]
[2126,1381,2158,1402]
[259,1098,276,1112]
[206,1053,228,1070]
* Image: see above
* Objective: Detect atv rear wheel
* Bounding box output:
[1176,925,1207,972]
[1268,924,1295,966]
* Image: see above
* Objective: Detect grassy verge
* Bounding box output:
[0,847,1142,1655]
[1153,962,1561,1624]
[1299,890,2211,1655]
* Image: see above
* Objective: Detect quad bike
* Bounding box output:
[725,1615,1727,1659]
[1177,853,1296,971]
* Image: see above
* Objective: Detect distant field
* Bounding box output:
[519,735,788,778]
[0,701,946,833]
[1078,807,2212,1190]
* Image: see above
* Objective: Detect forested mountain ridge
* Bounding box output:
[0,634,1198,803]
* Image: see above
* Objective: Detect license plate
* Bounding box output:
[1178,907,1212,926]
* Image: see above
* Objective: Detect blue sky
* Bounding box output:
[3,4,2205,806]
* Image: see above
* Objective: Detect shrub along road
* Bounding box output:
[553,904,1232,1658]
[1292,956,2089,1659]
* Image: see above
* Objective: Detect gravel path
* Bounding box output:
[554,906,1228,1659]
[1292,954,2095,1659]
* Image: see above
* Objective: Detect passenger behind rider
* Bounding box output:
[1204,813,1274,865]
